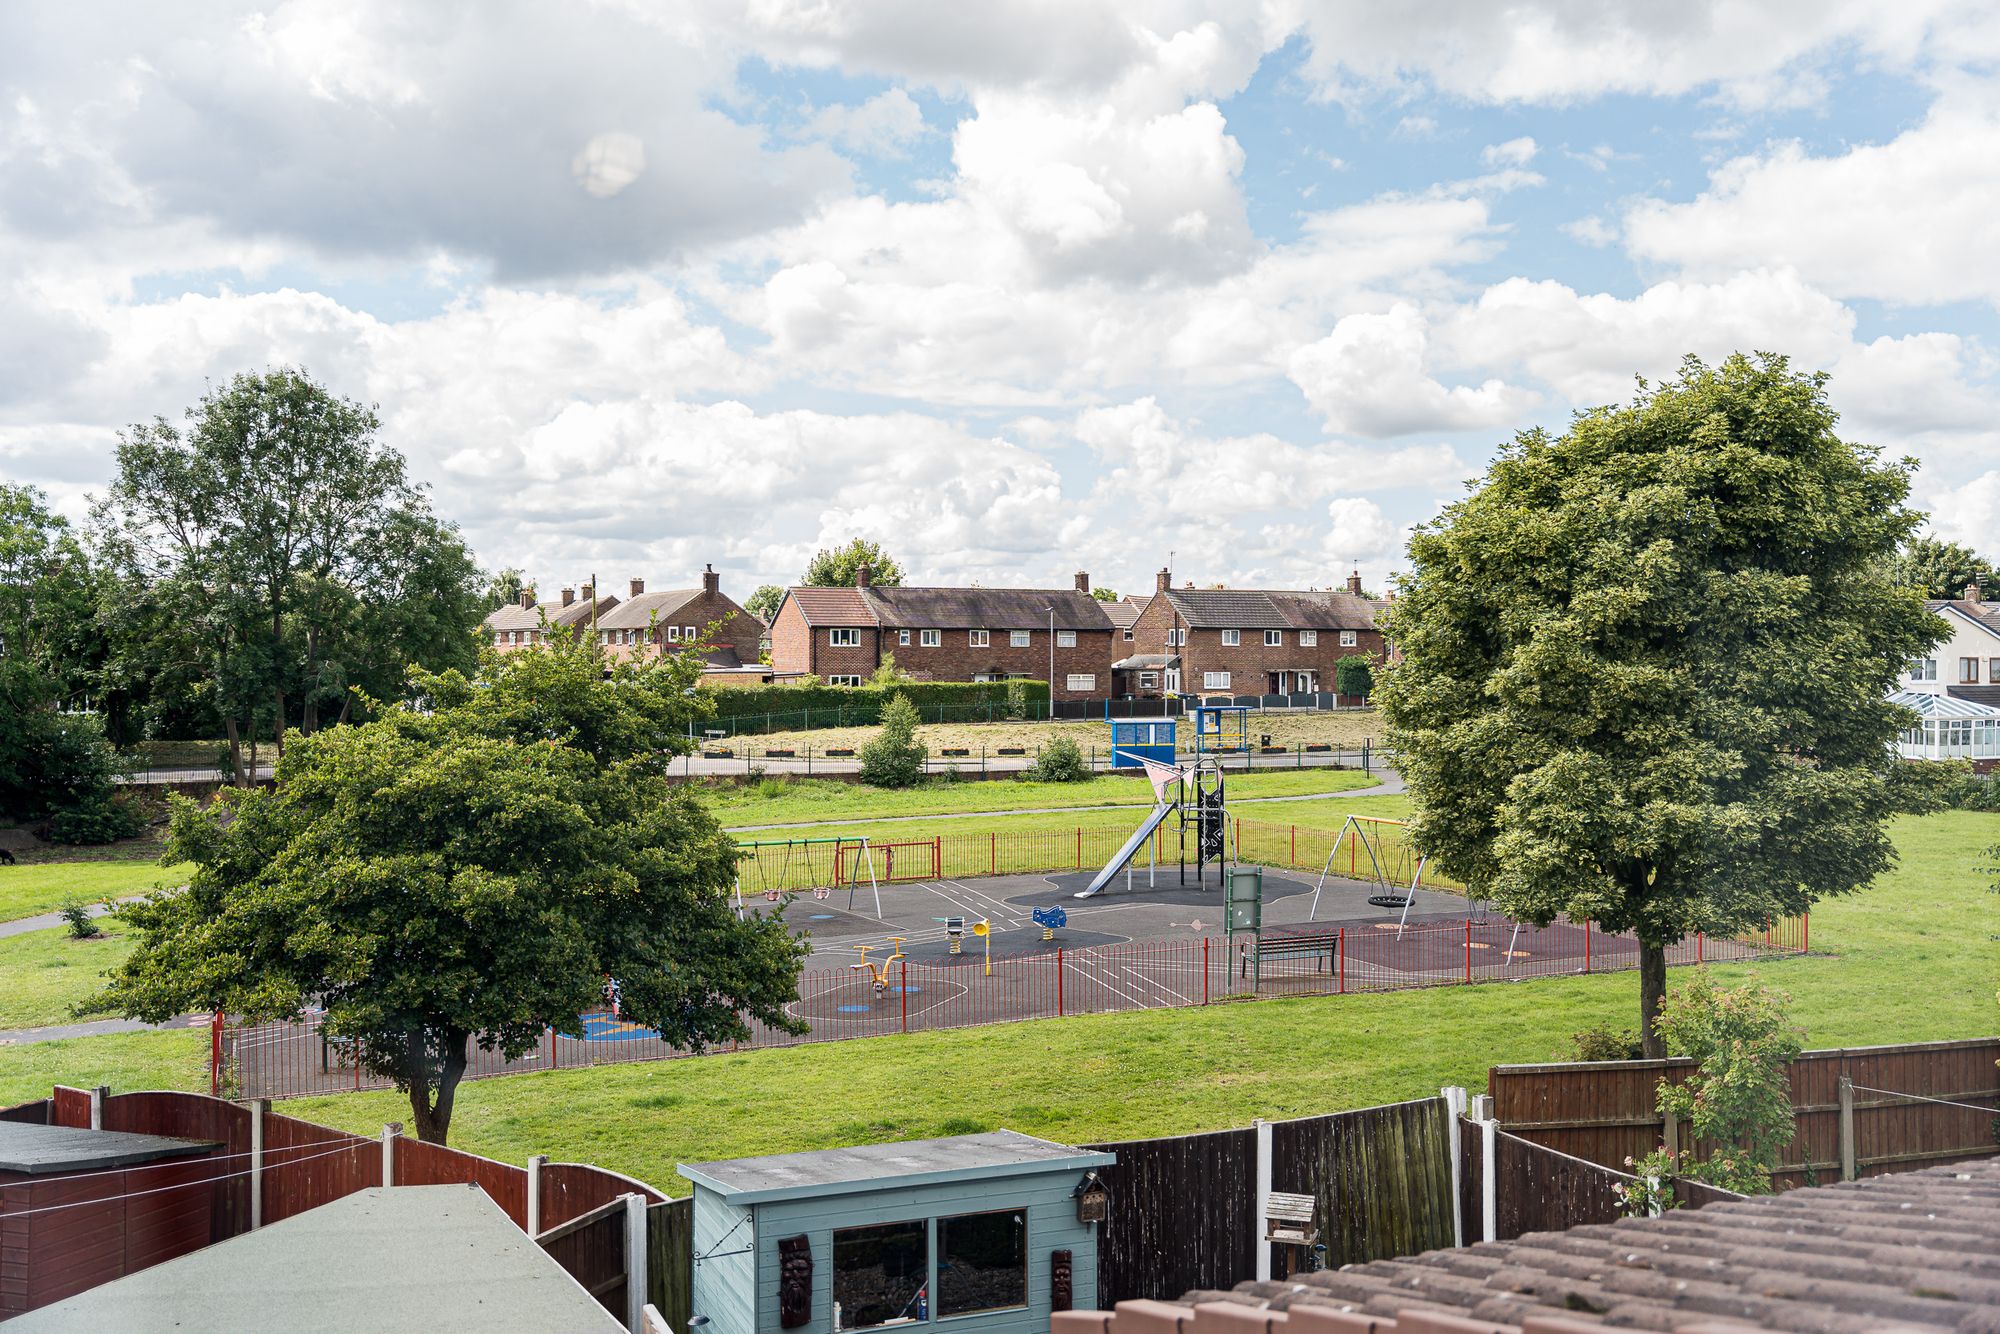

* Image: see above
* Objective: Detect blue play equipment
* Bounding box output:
[1191,704,1249,756]
[1032,905,1067,931]
[1109,716,1176,770]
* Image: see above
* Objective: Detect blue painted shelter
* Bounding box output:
[1191,704,1248,755]
[680,1131,1115,1334]
[1108,717,1175,771]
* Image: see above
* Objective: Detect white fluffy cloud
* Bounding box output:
[803,89,930,156]
[1289,304,1533,437]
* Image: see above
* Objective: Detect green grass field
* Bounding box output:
[0,1029,208,1108]
[711,710,1386,757]
[0,924,135,1029]
[712,767,1379,829]
[0,859,190,925]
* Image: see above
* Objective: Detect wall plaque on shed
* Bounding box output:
[778,1234,813,1328]
[1051,1248,1073,1311]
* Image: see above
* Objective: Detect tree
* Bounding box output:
[1091,587,1119,602]
[744,584,786,624]
[1334,654,1374,699]
[868,652,914,686]
[1026,734,1090,783]
[483,568,525,613]
[803,538,905,588]
[1651,971,1803,1194]
[1892,535,1994,600]
[96,368,486,782]
[858,693,926,787]
[1377,354,1941,1057]
[95,632,807,1143]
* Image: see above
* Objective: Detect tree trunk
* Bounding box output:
[272,695,285,756]
[301,626,319,735]
[222,718,246,788]
[404,1027,469,1144]
[1639,941,1669,1058]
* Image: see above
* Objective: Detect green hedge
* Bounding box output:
[700,680,1046,721]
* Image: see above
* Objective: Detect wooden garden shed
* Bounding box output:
[680,1130,1115,1334]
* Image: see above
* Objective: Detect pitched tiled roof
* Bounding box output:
[597,589,700,631]
[1104,597,1149,630]
[1160,588,1380,631]
[483,603,540,631]
[482,596,615,632]
[1927,599,2000,643]
[866,586,1114,632]
[784,587,877,626]
[1165,1155,2000,1333]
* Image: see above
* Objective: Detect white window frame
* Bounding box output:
[920,629,941,647]
[1202,671,1231,690]
[827,674,863,687]
[969,630,990,647]
[667,625,681,642]
[1299,630,1317,647]
[1139,671,1159,688]
[1057,630,1076,648]
[507,630,519,645]
[1065,673,1096,692]
[1009,630,1031,648]
[897,629,910,646]
[1264,630,1282,647]
[1909,657,1937,681]
[1221,629,1241,646]
[684,625,696,642]
[1123,629,1134,641]
[829,627,860,647]
[1339,630,1358,647]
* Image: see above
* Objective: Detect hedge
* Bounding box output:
[699,679,1047,721]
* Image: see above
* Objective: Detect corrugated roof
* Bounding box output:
[866,586,1114,631]
[596,588,700,630]
[784,586,877,626]
[1161,587,1380,631]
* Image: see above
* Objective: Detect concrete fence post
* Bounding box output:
[1838,1075,1858,1181]
[1252,1118,1273,1282]
[1469,1097,1498,1244]
[251,1099,268,1229]
[382,1123,401,1187]
[89,1085,108,1131]
[624,1193,648,1334]
[1440,1086,1468,1247]
[527,1154,548,1236]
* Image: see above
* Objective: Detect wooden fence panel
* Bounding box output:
[0,1100,48,1125]
[649,1197,693,1333]
[538,1162,666,1232]
[538,1198,629,1322]
[1490,1130,1633,1240]
[1457,1118,1482,1243]
[395,1138,528,1227]
[1672,1179,1745,1210]
[98,1092,252,1243]
[1085,1127,1256,1305]
[1269,1098,1454,1272]
[259,1111,378,1226]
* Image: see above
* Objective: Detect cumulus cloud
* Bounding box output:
[1288,304,1534,437]
[1481,136,1537,167]
[802,89,930,156]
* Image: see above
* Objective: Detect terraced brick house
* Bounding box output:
[482,582,618,652]
[1119,568,1387,699]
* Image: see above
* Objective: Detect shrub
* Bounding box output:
[1652,970,1804,1195]
[1334,654,1374,699]
[48,794,149,845]
[858,694,926,788]
[755,778,789,801]
[1941,769,2000,812]
[59,896,103,940]
[1564,1025,1645,1062]
[1026,735,1091,783]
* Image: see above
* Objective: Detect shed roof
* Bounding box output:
[1160,587,1379,631]
[9,1184,622,1333]
[0,1121,221,1175]
[679,1129,1114,1205]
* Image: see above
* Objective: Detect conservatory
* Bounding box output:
[1891,689,2000,762]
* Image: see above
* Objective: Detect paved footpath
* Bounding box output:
[0,1014,209,1045]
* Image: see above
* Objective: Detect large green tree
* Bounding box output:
[97,632,807,1142]
[744,583,786,624]
[96,368,485,781]
[804,538,905,587]
[1891,535,1994,601]
[1378,354,1941,1055]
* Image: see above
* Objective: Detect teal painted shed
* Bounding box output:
[680,1130,1115,1334]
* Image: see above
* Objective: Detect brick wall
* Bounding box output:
[880,629,1115,700]
[1180,628,1386,695]
[768,603,882,682]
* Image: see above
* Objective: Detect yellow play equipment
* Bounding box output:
[850,938,907,995]
[972,918,991,976]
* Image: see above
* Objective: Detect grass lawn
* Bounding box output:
[0,1029,208,1109]
[712,767,1379,829]
[0,924,136,1030]
[712,710,1386,757]
[0,859,190,925]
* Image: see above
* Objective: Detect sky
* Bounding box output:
[3,1,1998,602]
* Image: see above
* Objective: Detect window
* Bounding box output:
[506,630,519,645]
[937,1209,1027,1318]
[1221,629,1241,646]
[1057,630,1076,648]
[1203,671,1231,690]
[1909,657,1937,681]
[1010,630,1031,647]
[684,626,696,642]
[1339,630,1358,647]
[828,674,863,687]
[1299,630,1317,647]
[1167,628,1185,647]
[969,630,990,647]
[832,1220,929,1330]
[1066,673,1096,692]
[897,629,910,646]
[830,628,860,647]
[667,625,681,642]
[1962,657,1981,684]
[1139,671,1159,688]
[1992,658,2000,682]
[920,629,940,647]
[1123,629,1135,641]
[1264,630,1282,647]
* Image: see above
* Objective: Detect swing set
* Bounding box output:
[734,835,883,918]
[1308,813,1445,935]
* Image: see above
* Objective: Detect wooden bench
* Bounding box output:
[1242,930,1344,978]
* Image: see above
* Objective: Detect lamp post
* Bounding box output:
[1046,603,1056,717]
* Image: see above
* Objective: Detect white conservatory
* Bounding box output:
[1891,689,2000,762]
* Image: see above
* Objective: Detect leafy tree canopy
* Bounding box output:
[1891,535,1994,601]
[804,538,904,588]
[96,633,807,1142]
[1091,587,1119,602]
[744,584,786,624]
[1377,353,1941,1054]
[484,568,525,612]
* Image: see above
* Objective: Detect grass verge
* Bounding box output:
[0,859,190,925]
[0,1029,208,1109]
[0,924,135,1030]
[711,710,1386,756]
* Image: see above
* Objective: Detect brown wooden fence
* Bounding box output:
[1085,1125,1258,1304]
[1487,1037,2000,1189]
[1268,1098,1456,1275]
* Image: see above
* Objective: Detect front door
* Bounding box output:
[1295,670,1316,694]
[1165,668,1181,693]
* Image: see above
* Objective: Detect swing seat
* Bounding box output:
[1368,894,1411,908]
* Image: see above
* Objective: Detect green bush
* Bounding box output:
[858,695,926,788]
[1334,654,1374,699]
[1564,1025,1645,1061]
[59,896,103,940]
[48,794,149,845]
[1026,735,1091,783]
[1940,769,2000,812]
[701,680,1048,726]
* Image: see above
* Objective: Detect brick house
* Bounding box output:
[1119,568,1387,698]
[588,566,767,683]
[482,583,619,652]
[768,568,1118,701]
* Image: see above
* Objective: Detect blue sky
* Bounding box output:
[2,2,1996,600]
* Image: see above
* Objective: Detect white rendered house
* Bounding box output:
[1894,583,2000,769]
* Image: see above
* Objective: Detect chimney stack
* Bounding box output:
[519,587,536,610]
[1074,571,1091,594]
[1967,582,1984,605]
[561,587,576,608]
[629,577,645,598]
[1346,570,1363,596]
[1155,567,1171,594]
[580,583,595,603]
[703,563,720,597]
[855,562,872,589]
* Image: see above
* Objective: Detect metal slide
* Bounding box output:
[1072,801,1175,898]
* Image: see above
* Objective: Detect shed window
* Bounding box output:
[1222,629,1241,646]
[921,629,941,647]
[832,1219,930,1329]
[937,1208,1028,1317]
[1010,630,1031,647]
[830,628,860,647]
